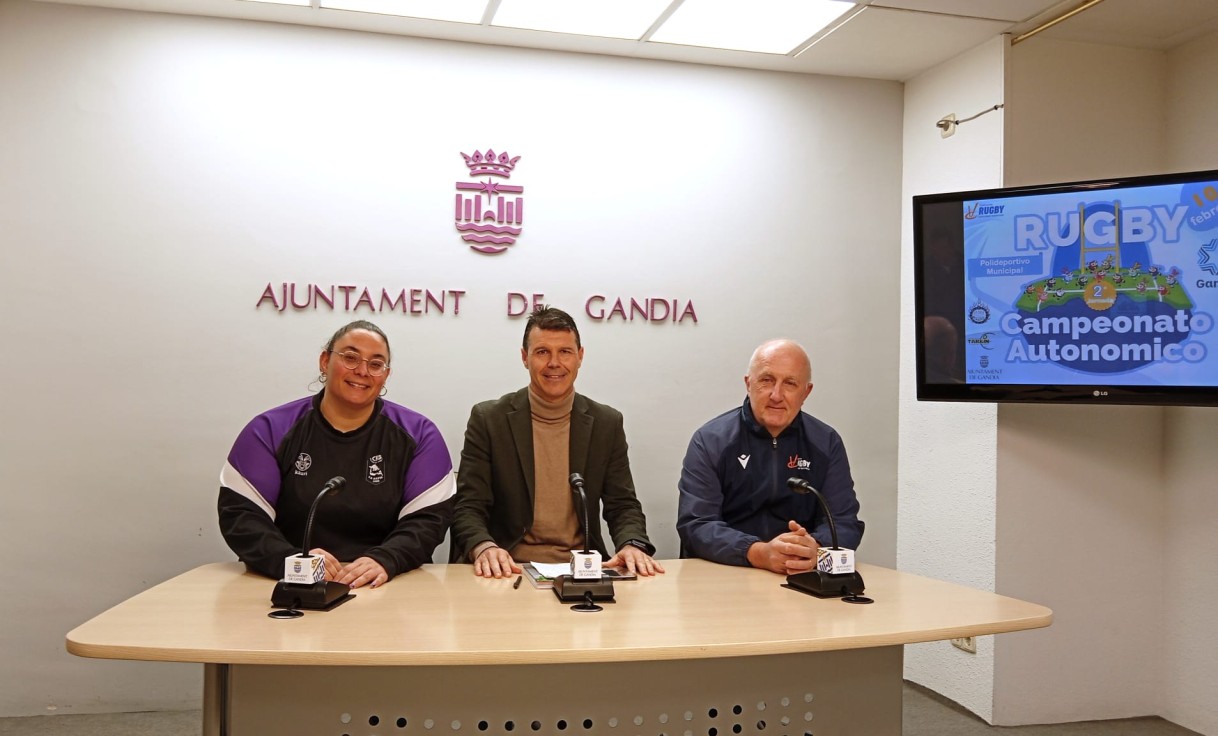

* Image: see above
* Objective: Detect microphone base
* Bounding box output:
[552,575,615,603]
[271,581,353,611]
[783,570,866,599]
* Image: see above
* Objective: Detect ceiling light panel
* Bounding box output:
[243,0,310,6]
[321,0,490,24]
[493,0,674,40]
[650,0,855,54]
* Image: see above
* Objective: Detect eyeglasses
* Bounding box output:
[329,350,389,377]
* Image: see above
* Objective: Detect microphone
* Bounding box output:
[786,478,841,550]
[782,477,869,602]
[270,476,354,616]
[568,473,592,555]
[300,476,346,556]
[552,473,615,610]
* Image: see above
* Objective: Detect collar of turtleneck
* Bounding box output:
[528,386,575,423]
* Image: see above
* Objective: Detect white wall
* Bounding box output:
[1161,30,1218,736]
[1004,39,1167,185]
[898,36,1005,721]
[994,37,1170,726]
[0,0,903,716]
[994,405,1165,722]
[900,31,1218,734]
[1161,410,1218,736]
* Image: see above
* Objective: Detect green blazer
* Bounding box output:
[450,388,654,563]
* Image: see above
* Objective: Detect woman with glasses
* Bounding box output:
[217,320,455,589]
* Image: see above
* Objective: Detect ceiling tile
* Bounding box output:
[1034,0,1218,49]
[792,6,1010,80]
[26,0,1218,80]
[867,0,1061,24]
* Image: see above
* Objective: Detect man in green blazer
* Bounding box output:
[450,306,663,578]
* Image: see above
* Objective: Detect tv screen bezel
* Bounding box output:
[913,168,1218,407]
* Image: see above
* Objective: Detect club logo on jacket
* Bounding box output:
[294,453,312,476]
[367,454,385,485]
[787,455,811,471]
[737,454,750,469]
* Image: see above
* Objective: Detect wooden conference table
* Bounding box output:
[67,560,1051,736]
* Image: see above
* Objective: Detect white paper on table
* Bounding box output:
[529,562,572,578]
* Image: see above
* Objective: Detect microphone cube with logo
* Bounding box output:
[282,554,325,585]
[272,554,351,611]
[816,547,856,575]
[571,550,602,580]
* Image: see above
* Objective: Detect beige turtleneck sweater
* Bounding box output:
[509,388,583,563]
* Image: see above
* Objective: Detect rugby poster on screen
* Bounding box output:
[961,178,1218,386]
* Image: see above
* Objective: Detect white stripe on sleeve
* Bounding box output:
[400,472,456,518]
[220,461,277,520]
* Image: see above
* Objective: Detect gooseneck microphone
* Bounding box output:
[300,476,346,556]
[552,473,615,611]
[568,473,593,555]
[269,476,355,617]
[786,477,841,551]
[782,477,870,603]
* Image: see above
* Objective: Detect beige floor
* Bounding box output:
[901,683,1201,736]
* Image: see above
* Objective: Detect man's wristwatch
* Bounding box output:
[621,539,652,554]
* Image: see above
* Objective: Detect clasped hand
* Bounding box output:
[747,521,820,574]
[311,548,388,589]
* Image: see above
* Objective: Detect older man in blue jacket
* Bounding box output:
[677,339,864,573]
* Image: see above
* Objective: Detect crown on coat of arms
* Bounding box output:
[461,149,520,178]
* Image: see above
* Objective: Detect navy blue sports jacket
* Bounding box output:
[677,397,864,566]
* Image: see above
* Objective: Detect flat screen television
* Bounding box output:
[914,168,1218,405]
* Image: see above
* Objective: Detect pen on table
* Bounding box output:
[513,575,523,589]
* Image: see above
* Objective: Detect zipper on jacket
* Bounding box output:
[770,435,780,499]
